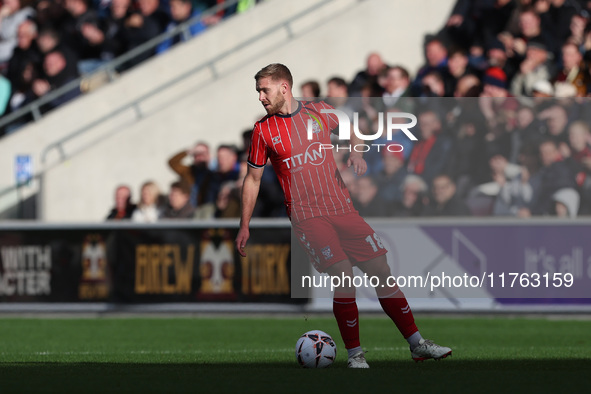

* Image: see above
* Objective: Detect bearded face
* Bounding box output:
[257,77,286,115]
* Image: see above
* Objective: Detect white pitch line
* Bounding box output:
[1,347,412,357]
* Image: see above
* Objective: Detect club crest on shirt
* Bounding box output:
[310,120,321,134]
[321,246,333,260]
[304,112,323,135]
[272,136,281,145]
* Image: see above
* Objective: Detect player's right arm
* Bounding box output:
[236,165,264,257]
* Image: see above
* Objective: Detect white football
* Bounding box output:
[295,330,337,368]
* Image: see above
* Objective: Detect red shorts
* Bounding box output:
[293,212,387,273]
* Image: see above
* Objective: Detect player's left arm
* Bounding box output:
[347,132,367,176]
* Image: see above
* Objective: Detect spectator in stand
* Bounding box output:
[464,74,486,99]
[420,70,446,98]
[454,74,482,97]
[349,52,386,97]
[363,112,414,174]
[423,174,471,216]
[448,117,489,198]
[168,141,213,208]
[443,0,515,52]
[509,104,545,164]
[375,148,407,207]
[527,138,577,216]
[446,48,477,96]
[131,180,162,222]
[300,80,321,99]
[536,0,577,47]
[407,110,453,186]
[202,144,240,204]
[482,152,533,216]
[412,38,449,96]
[479,67,519,149]
[252,162,286,218]
[161,180,195,219]
[325,76,353,120]
[237,129,252,158]
[352,176,391,217]
[106,184,136,219]
[537,104,570,145]
[395,174,427,217]
[35,0,69,31]
[485,38,519,83]
[0,74,10,116]
[3,61,37,133]
[156,0,206,54]
[568,10,587,47]
[215,180,240,218]
[510,38,555,97]
[6,19,41,90]
[442,0,474,49]
[121,0,169,69]
[551,187,580,217]
[36,28,79,76]
[62,0,108,74]
[0,0,35,68]
[380,65,412,110]
[32,49,80,112]
[101,0,132,60]
[514,6,558,57]
[554,41,588,96]
[4,19,41,125]
[565,120,591,214]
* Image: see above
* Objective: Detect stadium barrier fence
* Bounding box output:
[1,218,590,312]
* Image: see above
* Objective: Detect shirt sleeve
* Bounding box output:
[247,124,268,168]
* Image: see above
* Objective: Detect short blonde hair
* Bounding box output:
[254,63,293,88]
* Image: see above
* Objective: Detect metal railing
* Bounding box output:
[37,0,337,166]
[0,0,242,131]
[0,0,353,219]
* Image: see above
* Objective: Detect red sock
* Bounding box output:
[377,287,418,339]
[333,297,360,349]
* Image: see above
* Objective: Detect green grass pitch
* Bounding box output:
[0,315,589,393]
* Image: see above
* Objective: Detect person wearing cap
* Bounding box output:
[479,67,520,144]
[486,37,519,83]
[551,188,580,218]
[510,38,555,97]
[531,79,554,97]
[482,66,510,97]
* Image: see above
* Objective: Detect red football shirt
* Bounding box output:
[248,101,355,223]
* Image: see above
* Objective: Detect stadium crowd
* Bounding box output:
[105,0,591,220]
[0,0,259,133]
[0,0,586,219]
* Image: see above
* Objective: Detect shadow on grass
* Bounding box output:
[1,359,590,393]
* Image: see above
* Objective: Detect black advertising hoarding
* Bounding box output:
[0,221,307,304]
